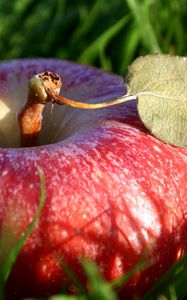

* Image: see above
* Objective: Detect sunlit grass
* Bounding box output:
[0,0,186,74]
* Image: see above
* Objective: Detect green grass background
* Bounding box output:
[0,0,186,75]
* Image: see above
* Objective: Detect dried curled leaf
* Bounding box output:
[125,54,187,149]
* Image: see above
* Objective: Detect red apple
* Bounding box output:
[0,59,187,299]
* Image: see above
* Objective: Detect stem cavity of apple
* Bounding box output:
[17,71,136,147]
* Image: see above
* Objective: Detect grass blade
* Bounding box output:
[71,0,107,43]
[78,15,130,68]
[82,260,117,300]
[126,0,161,53]
[60,261,87,296]
[111,259,150,289]
[143,253,187,300]
[0,168,46,288]
[50,295,87,300]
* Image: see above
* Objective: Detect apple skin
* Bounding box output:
[0,59,187,299]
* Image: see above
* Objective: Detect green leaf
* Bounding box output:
[125,54,187,149]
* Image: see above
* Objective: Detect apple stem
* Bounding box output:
[18,71,62,147]
[46,90,136,109]
[17,71,136,147]
[18,101,45,147]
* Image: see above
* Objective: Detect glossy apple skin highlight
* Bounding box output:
[0,60,187,299]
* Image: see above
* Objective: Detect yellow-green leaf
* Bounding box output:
[125,54,187,149]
